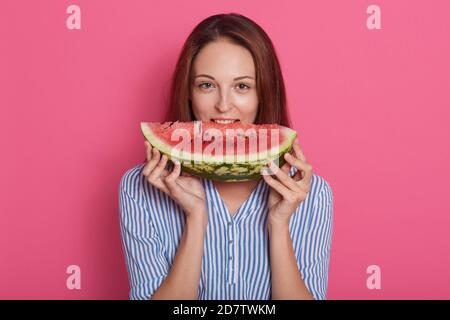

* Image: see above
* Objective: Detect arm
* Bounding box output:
[150,214,207,300]
[139,144,209,299]
[262,142,333,300]
[268,182,334,300]
[268,219,314,300]
[119,178,207,300]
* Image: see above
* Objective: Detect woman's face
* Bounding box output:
[190,38,258,125]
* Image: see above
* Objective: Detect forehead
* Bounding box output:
[192,39,255,78]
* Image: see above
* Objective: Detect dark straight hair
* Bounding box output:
[164,13,292,127]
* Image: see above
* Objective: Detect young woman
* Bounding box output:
[119,13,333,300]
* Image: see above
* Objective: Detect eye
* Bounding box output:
[199,82,214,90]
[236,83,250,91]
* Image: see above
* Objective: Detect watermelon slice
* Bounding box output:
[140,121,297,182]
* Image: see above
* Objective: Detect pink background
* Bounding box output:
[1,0,449,299]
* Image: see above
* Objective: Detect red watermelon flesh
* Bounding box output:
[141,121,297,181]
[144,121,287,156]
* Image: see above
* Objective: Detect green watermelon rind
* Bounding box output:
[180,148,292,182]
[140,122,297,182]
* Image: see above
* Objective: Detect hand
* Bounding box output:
[142,141,207,222]
[262,141,313,225]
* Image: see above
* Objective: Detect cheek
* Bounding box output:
[191,94,215,119]
[235,93,258,115]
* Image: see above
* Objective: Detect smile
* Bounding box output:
[211,119,239,124]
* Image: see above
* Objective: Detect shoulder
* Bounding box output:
[288,167,334,229]
[310,174,334,208]
[305,173,334,232]
[288,166,333,206]
[119,163,146,201]
[119,162,168,212]
[119,162,181,214]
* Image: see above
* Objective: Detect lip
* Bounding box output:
[211,118,239,121]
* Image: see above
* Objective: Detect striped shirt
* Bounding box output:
[118,163,333,300]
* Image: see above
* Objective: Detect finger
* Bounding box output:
[280,161,291,174]
[164,160,182,194]
[142,148,159,176]
[148,153,169,181]
[268,160,301,192]
[160,170,170,179]
[145,141,152,161]
[145,171,170,195]
[262,172,294,198]
[147,159,171,194]
[150,177,170,194]
[142,149,171,193]
[293,142,306,162]
[284,153,313,183]
[142,148,160,176]
[165,160,181,183]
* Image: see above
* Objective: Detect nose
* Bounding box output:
[215,89,232,113]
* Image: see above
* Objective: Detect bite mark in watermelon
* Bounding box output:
[140,121,297,182]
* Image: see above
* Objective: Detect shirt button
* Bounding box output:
[229,256,233,260]
[229,240,233,244]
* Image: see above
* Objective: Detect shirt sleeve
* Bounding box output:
[299,179,334,300]
[118,180,170,300]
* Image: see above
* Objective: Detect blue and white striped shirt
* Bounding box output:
[119,163,333,300]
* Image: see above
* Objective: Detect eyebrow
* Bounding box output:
[194,74,255,81]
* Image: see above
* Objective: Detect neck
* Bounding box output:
[213,178,261,190]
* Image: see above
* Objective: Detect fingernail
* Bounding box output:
[261,166,274,175]
[284,153,291,159]
[174,160,180,166]
[269,161,280,173]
